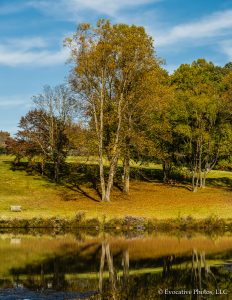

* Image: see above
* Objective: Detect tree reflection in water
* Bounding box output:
[1,235,232,299]
[98,242,129,300]
[191,249,217,294]
[95,245,231,299]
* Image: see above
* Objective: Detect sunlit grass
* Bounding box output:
[66,155,162,169]
[0,155,232,220]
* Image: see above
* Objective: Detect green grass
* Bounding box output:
[66,155,162,169]
[0,155,232,220]
[207,169,232,187]
[0,155,70,218]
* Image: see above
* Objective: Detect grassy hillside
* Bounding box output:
[0,155,232,220]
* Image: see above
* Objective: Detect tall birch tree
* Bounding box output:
[65,20,159,201]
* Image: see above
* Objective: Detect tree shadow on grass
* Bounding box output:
[164,183,192,191]
[6,160,103,202]
[64,183,101,203]
[9,159,228,200]
[113,180,123,192]
[61,163,102,202]
[206,177,232,190]
[2,160,12,164]
[4,160,27,171]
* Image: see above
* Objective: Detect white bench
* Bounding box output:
[10,205,21,212]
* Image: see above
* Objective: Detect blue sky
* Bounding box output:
[1,0,232,134]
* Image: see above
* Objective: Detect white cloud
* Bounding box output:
[28,0,159,19]
[155,9,232,47]
[4,37,48,51]
[0,48,69,67]
[220,40,232,60]
[0,37,69,67]
[70,0,156,16]
[1,0,162,19]
[0,95,30,108]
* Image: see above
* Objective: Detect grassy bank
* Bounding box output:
[0,155,232,221]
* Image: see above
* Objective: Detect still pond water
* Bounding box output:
[0,231,232,299]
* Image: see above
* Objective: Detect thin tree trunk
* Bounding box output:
[92,71,107,202]
[104,92,123,201]
[195,170,199,191]
[41,159,45,176]
[123,113,131,193]
[54,160,59,182]
[200,173,203,188]
[99,84,106,201]
[123,150,130,193]
[193,139,201,192]
[162,161,167,183]
[99,158,106,201]
[202,170,207,188]
[93,74,124,202]
[199,141,203,188]
[105,155,118,201]
[192,166,198,192]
